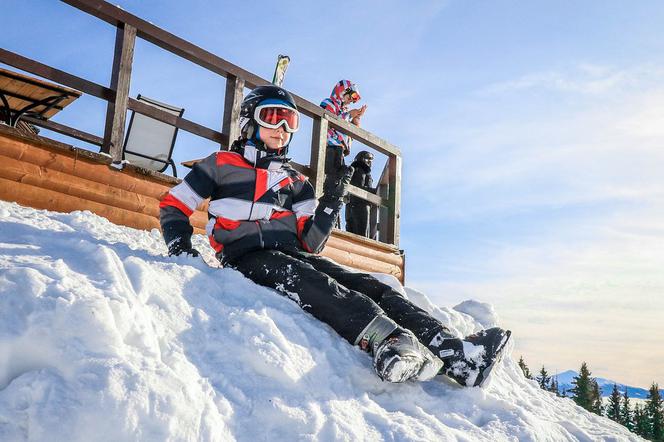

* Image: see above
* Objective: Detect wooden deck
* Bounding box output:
[0,125,404,281]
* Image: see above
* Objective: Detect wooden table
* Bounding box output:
[0,67,81,127]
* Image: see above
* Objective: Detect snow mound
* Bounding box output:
[0,201,638,441]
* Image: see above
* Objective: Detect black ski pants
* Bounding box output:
[227,249,455,348]
[345,203,371,237]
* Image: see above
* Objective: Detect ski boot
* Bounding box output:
[428,327,511,387]
[356,315,443,383]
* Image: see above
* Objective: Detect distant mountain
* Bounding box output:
[554,370,664,399]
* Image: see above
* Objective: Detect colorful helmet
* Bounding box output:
[331,80,361,104]
[239,85,298,151]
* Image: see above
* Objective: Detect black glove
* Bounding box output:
[167,236,200,257]
[322,165,354,201]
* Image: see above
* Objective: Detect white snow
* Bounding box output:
[0,201,641,441]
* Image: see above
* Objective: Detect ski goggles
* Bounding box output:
[254,104,300,133]
[344,87,361,103]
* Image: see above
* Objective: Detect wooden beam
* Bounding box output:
[347,184,384,207]
[221,75,244,149]
[310,117,327,197]
[322,113,401,157]
[60,0,268,89]
[386,154,402,246]
[127,98,225,145]
[22,116,103,146]
[0,48,112,100]
[102,23,136,160]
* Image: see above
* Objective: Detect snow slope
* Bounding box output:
[0,201,640,441]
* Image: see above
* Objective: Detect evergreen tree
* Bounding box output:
[620,390,634,432]
[607,383,622,423]
[590,379,604,416]
[645,382,664,441]
[548,376,560,396]
[518,356,533,380]
[537,366,551,390]
[634,404,651,439]
[570,362,594,411]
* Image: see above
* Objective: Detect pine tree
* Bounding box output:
[518,356,533,380]
[607,383,622,423]
[634,404,651,438]
[645,382,664,441]
[620,390,633,431]
[548,376,560,396]
[590,379,604,416]
[537,366,551,390]
[570,362,593,411]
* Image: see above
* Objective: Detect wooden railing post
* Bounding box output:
[310,117,328,197]
[387,154,402,246]
[102,23,136,162]
[221,74,244,149]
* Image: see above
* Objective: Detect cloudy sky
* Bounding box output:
[4,1,664,387]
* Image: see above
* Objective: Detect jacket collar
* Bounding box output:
[243,143,288,170]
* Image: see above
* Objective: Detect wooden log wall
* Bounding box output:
[0,126,404,281]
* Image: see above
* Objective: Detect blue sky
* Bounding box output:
[4,0,664,387]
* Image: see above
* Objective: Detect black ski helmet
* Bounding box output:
[239,85,298,151]
[354,150,374,168]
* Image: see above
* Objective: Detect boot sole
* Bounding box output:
[476,330,512,387]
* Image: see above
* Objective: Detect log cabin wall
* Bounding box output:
[0,125,404,281]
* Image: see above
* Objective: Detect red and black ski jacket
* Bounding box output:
[159,144,342,263]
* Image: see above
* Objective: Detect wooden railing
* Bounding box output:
[0,0,402,246]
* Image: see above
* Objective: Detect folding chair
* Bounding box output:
[122,95,184,177]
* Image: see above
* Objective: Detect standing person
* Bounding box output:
[159,85,511,386]
[320,80,367,177]
[346,150,376,238]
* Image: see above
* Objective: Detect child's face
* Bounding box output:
[259,125,291,151]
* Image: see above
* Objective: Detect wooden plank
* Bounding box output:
[0,68,82,121]
[326,235,403,266]
[0,67,82,97]
[0,154,163,218]
[221,75,244,149]
[60,0,268,89]
[103,24,136,160]
[0,133,171,198]
[386,154,402,246]
[322,113,401,157]
[0,48,112,100]
[321,247,402,280]
[22,116,104,146]
[128,98,226,145]
[309,117,327,197]
[347,184,384,207]
[0,176,161,231]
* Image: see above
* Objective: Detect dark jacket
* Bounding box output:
[348,159,374,206]
[159,143,342,263]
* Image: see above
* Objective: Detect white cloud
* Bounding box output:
[401,66,664,222]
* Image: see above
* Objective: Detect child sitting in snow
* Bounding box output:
[159,85,510,386]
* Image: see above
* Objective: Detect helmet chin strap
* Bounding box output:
[242,121,290,156]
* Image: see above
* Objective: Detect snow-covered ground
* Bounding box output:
[0,201,640,441]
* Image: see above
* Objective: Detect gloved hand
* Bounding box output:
[167,236,200,257]
[322,165,354,201]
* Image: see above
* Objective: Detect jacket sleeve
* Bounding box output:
[291,179,342,253]
[159,153,218,247]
